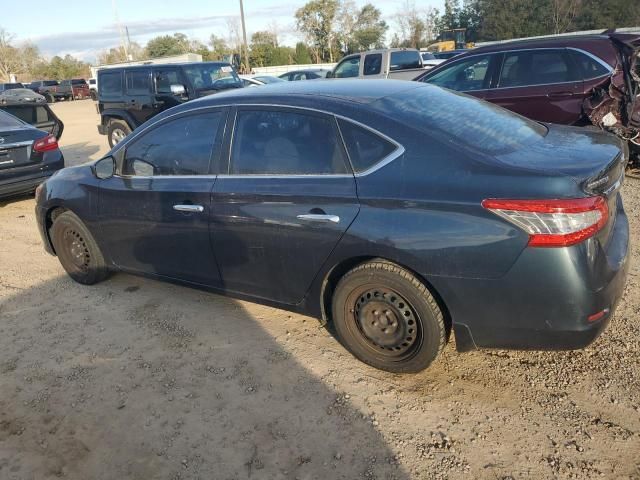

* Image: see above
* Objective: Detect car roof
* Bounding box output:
[469,34,621,54]
[191,79,423,107]
[97,61,231,73]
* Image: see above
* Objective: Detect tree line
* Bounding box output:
[1,0,638,81]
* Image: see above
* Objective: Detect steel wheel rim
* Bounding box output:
[346,286,423,360]
[62,228,91,273]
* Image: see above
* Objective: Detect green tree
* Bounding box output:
[353,4,388,50]
[209,34,230,60]
[145,33,190,58]
[294,42,312,64]
[249,30,278,67]
[295,0,340,62]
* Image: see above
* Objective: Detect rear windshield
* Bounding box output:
[375,84,547,154]
[1,83,23,90]
[181,63,241,92]
[0,109,26,128]
[71,79,87,85]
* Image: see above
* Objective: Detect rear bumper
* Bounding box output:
[438,196,630,352]
[0,171,58,199]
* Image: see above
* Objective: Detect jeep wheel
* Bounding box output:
[107,120,132,148]
[45,93,54,103]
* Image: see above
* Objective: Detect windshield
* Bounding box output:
[44,80,59,86]
[71,79,86,85]
[254,76,284,84]
[375,84,547,155]
[182,64,241,92]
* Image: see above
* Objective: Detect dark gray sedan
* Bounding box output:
[35,80,629,373]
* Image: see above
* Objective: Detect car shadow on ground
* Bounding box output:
[0,273,410,479]
[60,142,102,167]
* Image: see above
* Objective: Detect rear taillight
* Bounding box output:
[482,197,608,247]
[33,134,58,153]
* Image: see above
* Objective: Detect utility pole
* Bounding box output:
[239,0,250,72]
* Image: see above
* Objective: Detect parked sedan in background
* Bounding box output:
[416,32,640,167]
[239,75,285,87]
[279,69,330,81]
[0,109,64,199]
[35,80,628,373]
[0,83,25,92]
[0,88,46,104]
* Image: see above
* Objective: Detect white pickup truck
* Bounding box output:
[327,48,426,81]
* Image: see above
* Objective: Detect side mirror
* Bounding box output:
[170,84,186,96]
[93,156,115,179]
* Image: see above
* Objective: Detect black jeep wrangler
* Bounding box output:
[97,62,242,147]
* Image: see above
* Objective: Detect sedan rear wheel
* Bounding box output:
[332,260,446,373]
[50,211,110,285]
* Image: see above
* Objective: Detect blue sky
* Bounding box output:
[5,0,444,63]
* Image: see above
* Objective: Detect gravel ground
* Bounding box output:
[0,100,638,480]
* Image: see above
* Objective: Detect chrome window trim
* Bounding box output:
[111,103,405,180]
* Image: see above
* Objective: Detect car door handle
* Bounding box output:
[547,92,574,98]
[173,204,204,213]
[296,214,340,223]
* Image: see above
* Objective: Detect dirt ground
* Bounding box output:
[1,100,639,480]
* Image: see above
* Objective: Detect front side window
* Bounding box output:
[100,72,122,96]
[126,69,151,95]
[123,111,222,176]
[364,54,382,76]
[334,56,360,78]
[182,64,241,92]
[338,119,397,173]
[230,109,349,175]
[499,49,576,87]
[390,50,422,71]
[424,54,492,91]
[154,69,182,94]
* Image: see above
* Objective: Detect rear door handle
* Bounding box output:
[546,92,574,98]
[297,214,340,223]
[173,204,204,213]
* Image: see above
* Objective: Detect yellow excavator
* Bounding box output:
[428,28,474,52]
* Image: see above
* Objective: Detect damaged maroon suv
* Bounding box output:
[416,32,640,169]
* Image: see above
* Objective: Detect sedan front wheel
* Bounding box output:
[332,260,446,373]
[50,211,110,285]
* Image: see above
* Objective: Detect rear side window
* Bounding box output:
[338,119,397,173]
[230,109,349,175]
[364,54,382,76]
[1,105,51,124]
[499,49,577,87]
[390,50,421,71]
[123,111,222,176]
[126,70,151,94]
[100,71,123,96]
[569,50,610,79]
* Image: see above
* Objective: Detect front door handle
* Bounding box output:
[173,204,204,213]
[297,214,340,223]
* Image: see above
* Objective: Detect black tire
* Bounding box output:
[45,92,54,103]
[331,260,446,373]
[50,211,110,285]
[89,91,97,101]
[107,120,132,148]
